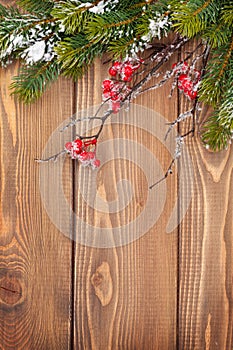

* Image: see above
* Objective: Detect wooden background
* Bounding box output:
[0,21,232,350]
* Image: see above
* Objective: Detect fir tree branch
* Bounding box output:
[10,61,60,103]
[201,115,232,151]
[51,1,90,34]
[221,3,233,26]
[192,0,212,16]
[56,34,105,79]
[170,0,220,38]
[217,86,233,130]
[198,36,233,107]
[202,22,231,48]
[85,8,142,46]
[218,35,233,78]
[201,86,233,150]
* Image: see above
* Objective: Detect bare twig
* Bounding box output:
[149,42,211,189]
[39,35,189,163]
[35,150,67,163]
[149,158,175,189]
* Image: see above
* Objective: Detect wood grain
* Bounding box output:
[0,30,232,350]
[178,41,233,350]
[0,59,75,349]
[73,53,179,349]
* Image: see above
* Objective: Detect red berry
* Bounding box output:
[183,79,193,91]
[122,75,132,82]
[113,61,122,71]
[188,90,197,100]
[70,152,78,160]
[178,73,188,82]
[178,74,189,90]
[79,150,89,161]
[65,142,72,151]
[182,61,189,71]
[87,151,95,159]
[111,101,120,113]
[72,139,83,155]
[102,79,113,90]
[103,90,111,99]
[109,67,117,76]
[110,91,119,101]
[123,65,133,76]
[74,149,82,155]
[92,159,101,169]
[122,65,133,81]
[74,139,82,148]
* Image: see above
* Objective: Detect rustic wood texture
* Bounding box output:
[0,36,232,350]
[73,54,179,349]
[178,113,233,350]
[0,60,74,349]
[178,42,233,350]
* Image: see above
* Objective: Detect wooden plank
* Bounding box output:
[73,53,179,348]
[0,60,74,348]
[178,41,233,349]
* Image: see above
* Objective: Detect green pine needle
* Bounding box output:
[201,114,232,151]
[85,9,141,44]
[201,84,233,151]
[51,1,90,34]
[198,41,233,107]
[217,86,233,130]
[202,23,231,48]
[221,4,233,26]
[16,0,54,15]
[55,34,105,79]
[108,36,136,58]
[170,0,220,38]
[10,61,60,103]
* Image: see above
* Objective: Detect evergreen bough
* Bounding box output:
[0,0,232,151]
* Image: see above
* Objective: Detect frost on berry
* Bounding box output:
[91,159,101,169]
[79,151,89,161]
[174,62,200,100]
[109,67,117,76]
[65,142,72,151]
[102,57,143,112]
[64,137,100,169]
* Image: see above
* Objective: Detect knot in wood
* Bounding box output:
[91,261,113,307]
[0,275,22,305]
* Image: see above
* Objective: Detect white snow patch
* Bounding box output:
[23,40,46,64]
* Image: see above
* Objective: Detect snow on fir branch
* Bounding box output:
[0,0,232,157]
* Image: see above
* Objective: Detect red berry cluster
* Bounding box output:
[172,62,201,100]
[64,138,100,169]
[108,60,142,81]
[102,58,144,113]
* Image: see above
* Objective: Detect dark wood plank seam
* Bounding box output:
[70,81,78,350]
[176,46,182,350]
